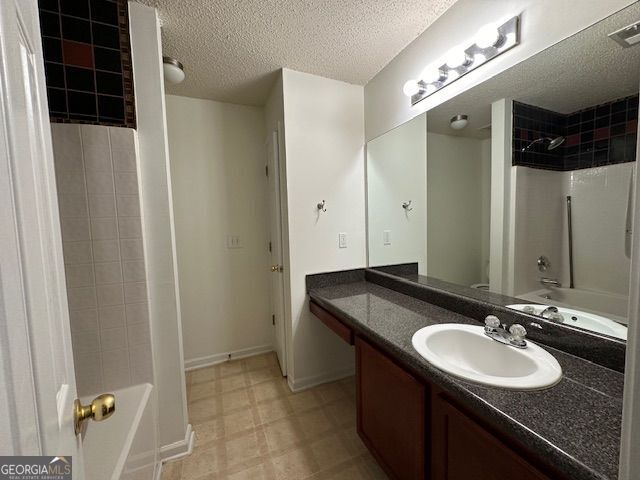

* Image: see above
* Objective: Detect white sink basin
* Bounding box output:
[412,324,562,390]
[508,304,627,340]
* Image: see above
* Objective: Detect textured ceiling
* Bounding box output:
[135,0,458,105]
[427,3,640,139]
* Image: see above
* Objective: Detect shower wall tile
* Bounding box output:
[38,0,136,127]
[513,95,639,171]
[52,124,153,396]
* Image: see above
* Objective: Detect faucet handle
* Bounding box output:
[509,324,527,341]
[484,315,501,329]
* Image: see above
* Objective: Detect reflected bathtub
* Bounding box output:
[81,383,158,480]
[517,287,628,325]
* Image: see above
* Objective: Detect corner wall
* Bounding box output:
[165,95,272,368]
[281,69,366,389]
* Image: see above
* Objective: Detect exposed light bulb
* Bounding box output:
[445,47,469,69]
[420,65,445,84]
[403,80,421,97]
[475,23,502,48]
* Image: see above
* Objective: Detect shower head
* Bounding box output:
[521,136,566,152]
[548,136,565,150]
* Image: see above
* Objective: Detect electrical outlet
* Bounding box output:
[383,230,391,245]
[227,235,242,249]
[338,232,347,249]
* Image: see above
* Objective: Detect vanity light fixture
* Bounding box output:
[404,15,520,106]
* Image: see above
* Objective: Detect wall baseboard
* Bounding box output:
[159,423,195,462]
[287,365,355,392]
[184,344,274,372]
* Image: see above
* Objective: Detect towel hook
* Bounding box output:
[317,200,326,212]
[402,200,413,212]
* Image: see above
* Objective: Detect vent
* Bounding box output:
[609,21,640,48]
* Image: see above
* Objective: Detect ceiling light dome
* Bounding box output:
[450,114,469,130]
[163,56,185,84]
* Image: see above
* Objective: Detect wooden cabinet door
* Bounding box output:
[431,393,552,480]
[356,337,427,480]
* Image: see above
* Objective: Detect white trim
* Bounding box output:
[286,366,355,393]
[184,345,274,372]
[159,423,194,461]
[153,462,163,480]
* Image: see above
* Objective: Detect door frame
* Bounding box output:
[266,125,288,376]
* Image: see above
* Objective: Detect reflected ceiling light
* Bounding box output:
[163,56,185,84]
[404,16,520,106]
[475,23,502,49]
[450,115,469,130]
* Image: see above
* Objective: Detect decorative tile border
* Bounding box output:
[513,95,638,171]
[39,0,136,128]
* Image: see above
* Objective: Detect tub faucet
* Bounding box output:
[540,277,561,287]
[540,306,565,323]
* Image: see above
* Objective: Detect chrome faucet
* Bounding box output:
[484,316,527,349]
[540,277,561,287]
[539,306,565,323]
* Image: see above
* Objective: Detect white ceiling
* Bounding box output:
[427,3,640,139]
[135,0,458,105]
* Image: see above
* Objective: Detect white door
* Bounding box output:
[267,127,287,376]
[0,0,84,476]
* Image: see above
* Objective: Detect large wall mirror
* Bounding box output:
[367,3,640,342]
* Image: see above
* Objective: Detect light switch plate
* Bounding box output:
[338,233,347,249]
[383,230,391,245]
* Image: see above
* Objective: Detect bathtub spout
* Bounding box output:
[540,277,561,287]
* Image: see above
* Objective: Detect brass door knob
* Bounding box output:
[271,265,283,272]
[74,393,116,435]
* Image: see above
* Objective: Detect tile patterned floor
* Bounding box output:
[161,352,388,480]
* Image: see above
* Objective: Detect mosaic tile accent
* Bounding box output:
[38,0,136,128]
[513,95,638,171]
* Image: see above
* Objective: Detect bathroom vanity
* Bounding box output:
[308,269,623,480]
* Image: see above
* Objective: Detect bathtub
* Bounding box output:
[82,383,158,480]
[517,287,628,325]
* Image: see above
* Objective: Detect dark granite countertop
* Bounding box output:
[308,280,624,480]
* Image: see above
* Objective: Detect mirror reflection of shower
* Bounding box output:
[521,136,566,152]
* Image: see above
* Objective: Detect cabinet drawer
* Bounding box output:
[310,301,354,345]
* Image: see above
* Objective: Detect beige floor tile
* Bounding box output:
[190,380,218,402]
[225,429,269,468]
[248,366,281,385]
[253,380,286,403]
[227,461,273,480]
[220,373,249,393]
[190,367,217,385]
[297,408,333,439]
[161,460,182,480]
[263,417,303,453]
[222,389,252,413]
[257,398,292,425]
[309,432,353,469]
[325,400,355,428]
[218,360,245,378]
[181,444,222,479]
[271,447,320,480]
[193,417,224,446]
[189,396,220,424]
[315,383,346,404]
[223,408,258,436]
[288,390,321,413]
[341,427,367,456]
[244,354,270,371]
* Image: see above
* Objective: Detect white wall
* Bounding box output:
[367,113,427,272]
[129,2,189,457]
[165,95,272,367]
[426,132,491,286]
[281,69,365,389]
[364,0,634,141]
[52,124,153,397]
